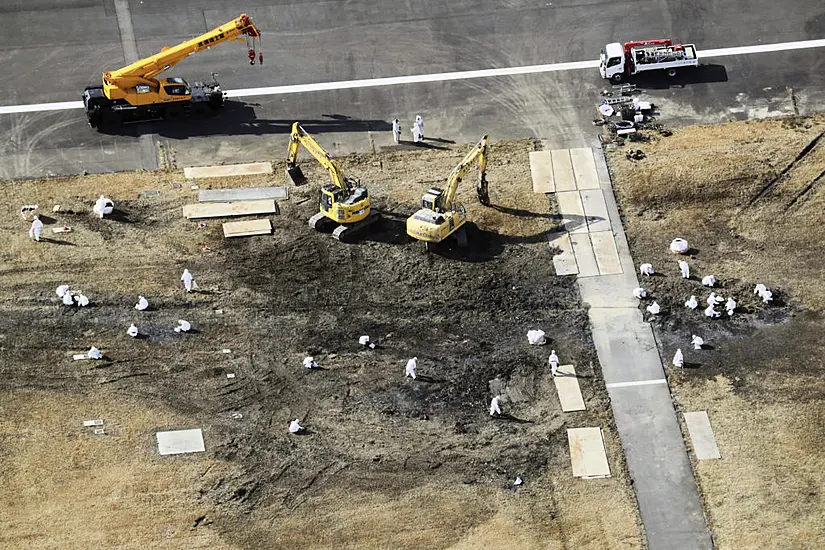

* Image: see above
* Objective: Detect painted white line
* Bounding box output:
[1,37,824,115]
[606,379,668,389]
[0,101,84,114]
[224,60,599,99]
[701,38,825,58]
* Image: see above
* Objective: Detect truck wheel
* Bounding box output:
[610,73,623,84]
[667,68,678,77]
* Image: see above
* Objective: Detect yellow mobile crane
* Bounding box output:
[286,122,380,241]
[406,135,491,249]
[82,14,261,129]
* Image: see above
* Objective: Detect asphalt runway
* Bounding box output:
[1,0,824,178]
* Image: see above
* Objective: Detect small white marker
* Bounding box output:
[226,373,236,379]
[222,348,231,354]
[93,428,105,435]
[83,419,104,427]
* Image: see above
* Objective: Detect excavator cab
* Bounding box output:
[422,188,446,212]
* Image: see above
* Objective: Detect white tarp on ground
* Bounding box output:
[156,428,205,456]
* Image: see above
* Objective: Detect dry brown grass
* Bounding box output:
[0,390,238,550]
[608,115,825,548]
[673,375,825,550]
[609,115,825,308]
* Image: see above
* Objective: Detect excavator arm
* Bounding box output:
[286,122,350,190]
[442,134,490,209]
[102,14,261,98]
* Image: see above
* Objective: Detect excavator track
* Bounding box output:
[332,211,382,242]
[308,211,334,231]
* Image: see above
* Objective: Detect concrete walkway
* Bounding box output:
[539,147,714,549]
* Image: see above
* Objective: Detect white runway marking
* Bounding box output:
[1,37,824,115]
[0,101,84,114]
[606,379,668,389]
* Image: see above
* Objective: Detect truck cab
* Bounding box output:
[599,43,625,83]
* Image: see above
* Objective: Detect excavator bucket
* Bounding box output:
[286,165,308,186]
[477,174,490,206]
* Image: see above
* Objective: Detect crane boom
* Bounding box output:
[287,122,350,191]
[103,14,261,98]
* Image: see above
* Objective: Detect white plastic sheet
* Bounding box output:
[527,330,546,346]
[669,238,689,254]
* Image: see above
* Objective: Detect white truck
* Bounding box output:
[600,40,698,83]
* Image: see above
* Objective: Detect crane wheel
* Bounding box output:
[667,68,678,77]
[163,105,183,119]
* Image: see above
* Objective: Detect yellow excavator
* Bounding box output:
[82,14,261,129]
[406,135,491,249]
[286,122,381,241]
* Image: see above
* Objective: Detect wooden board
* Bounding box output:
[569,148,601,190]
[183,200,277,220]
[547,232,578,276]
[530,151,555,193]
[580,189,611,233]
[555,191,587,234]
[568,427,611,478]
[551,149,576,192]
[684,411,721,460]
[222,218,272,238]
[570,233,599,278]
[554,364,586,411]
[199,186,288,202]
[590,231,623,275]
[184,162,272,179]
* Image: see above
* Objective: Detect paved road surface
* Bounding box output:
[0,0,824,178]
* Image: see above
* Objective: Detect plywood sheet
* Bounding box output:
[547,232,578,276]
[183,200,276,220]
[570,233,599,278]
[184,162,272,179]
[551,149,576,192]
[580,189,611,233]
[590,231,623,275]
[570,148,601,190]
[156,428,205,456]
[684,411,721,460]
[530,151,555,193]
[568,427,611,478]
[555,191,587,234]
[223,218,272,238]
[554,364,586,411]
[199,186,288,202]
